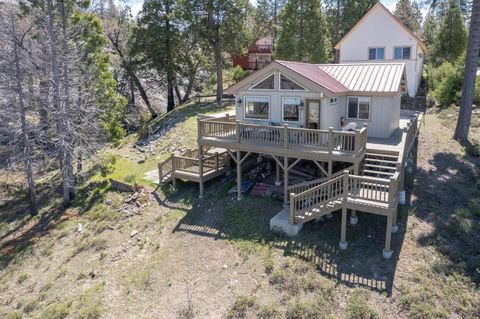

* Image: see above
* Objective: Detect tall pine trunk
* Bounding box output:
[214,39,223,105]
[59,0,75,199]
[11,15,38,216]
[454,0,480,143]
[46,0,71,207]
[165,0,175,112]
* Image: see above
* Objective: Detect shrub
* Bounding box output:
[227,295,256,319]
[429,61,463,107]
[285,301,323,319]
[258,304,280,319]
[231,66,246,82]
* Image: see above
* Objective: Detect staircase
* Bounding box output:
[289,151,401,224]
[362,150,400,180]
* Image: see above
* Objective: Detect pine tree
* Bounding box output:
[252,0,285,43]
[276,0,331,63]
[432,0,467,65]
[454,0,480,143]
[394,0,422,32]
[422,13,437,50]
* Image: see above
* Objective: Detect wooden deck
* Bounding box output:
[198,116,368,163]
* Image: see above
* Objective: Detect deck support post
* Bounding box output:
[198,145,204,199]
[383,212,393,259]
[339,207,348,250]
[351,162,359,225]
[172,177,177,191]
[236,150,242,201]
[392,208,399,233]
[283,156,289,207]
[328,127,333,177]
[275,161,281,186]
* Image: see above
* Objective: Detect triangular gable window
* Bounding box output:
[251,74,275,90]
[280,74,306,91]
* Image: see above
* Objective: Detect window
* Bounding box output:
[282,97,301,122]
[244,96,270,119]
[280,74,306,90]
[368,47,385,60]
[251,74,274,90]
[347,97,370,120]
[394,47,411,59]
[330,97,338,104]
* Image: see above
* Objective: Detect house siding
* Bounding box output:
[337,6,423,96]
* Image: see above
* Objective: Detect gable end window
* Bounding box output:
[244,96,270,120]
[282,97,301,122]
[368,47,385,60]
[347,97,370,120]
[250,74,275,90]
[280,74,306,91]
[394,47,411,60]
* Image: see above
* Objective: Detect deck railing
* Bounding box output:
[158,150,228,182]
[289,170,400,223]
[199,116,368,156]
[287,165,354,196]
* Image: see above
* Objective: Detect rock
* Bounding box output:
[106,199,113,206]
[77,223,84,233]
[130,230,138,237]
[222,264,228,269]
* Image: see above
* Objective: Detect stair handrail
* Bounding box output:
[158,154,174,183]
[287,165,354,195]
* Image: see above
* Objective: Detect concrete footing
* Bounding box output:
[339,241,348,250]
[382,249,393,259]
[392,224,399,233]
[350,216,358,225]
[270,208,303,237]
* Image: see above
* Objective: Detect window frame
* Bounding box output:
[393,46,412,60]
[346,96,371,121]
[243,95,271,121]
[279,73,307,91]
[330,97,338,104]
[249,73,275,91]
[281,96,301,123]
[368,47,385,60]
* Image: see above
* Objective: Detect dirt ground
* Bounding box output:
[0,107,479,319]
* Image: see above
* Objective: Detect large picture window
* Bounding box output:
[394,47,411,59]
[250,74,275,90]
[368,47,385,60]
[244,96,270,120]
[282,97,301,122]
[280,74,306,90]
[347,97,370,120]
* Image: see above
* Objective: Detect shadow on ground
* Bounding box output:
[153,171,410,296]
[411,150,480,285]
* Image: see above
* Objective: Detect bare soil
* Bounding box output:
[0,107,479,319]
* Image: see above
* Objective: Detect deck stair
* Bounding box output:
[362,150,400,180]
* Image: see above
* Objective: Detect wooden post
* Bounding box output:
[351,163,359,221]
[384,212,393,254]
[275,161,281,185]
[328,127,333,154]
[343,170,349,203]
[198,146,204,198]
[158,162,163,185]
[283,156,289,206]
[236,150,242,201]
[215,152,219,171]
[340,207,347,245]
[172,156,177,192]
[283,124,289,149]
[236,120,241,142]
[289,193,295,224]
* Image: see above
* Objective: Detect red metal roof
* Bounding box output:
[276,60,349,93]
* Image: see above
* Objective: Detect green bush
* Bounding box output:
[465,141,480,157]
[428,61,463,107]
[232,66,247,82]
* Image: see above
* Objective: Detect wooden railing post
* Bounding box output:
[289,193,295,224]
[283,124,289,149]
[158,162,163,184]
[215,152,219,171]
[388,176,396,207]
[343,170,349,203]
[236,120,241,142]
[328,127,333,155]
[197,117,203,142]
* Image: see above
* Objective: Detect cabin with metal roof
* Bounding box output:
[225,60,406,139]
[158,59,422,260]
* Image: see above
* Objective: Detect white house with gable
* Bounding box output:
[335,2,427,97]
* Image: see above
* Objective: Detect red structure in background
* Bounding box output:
[233,38,274,70]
